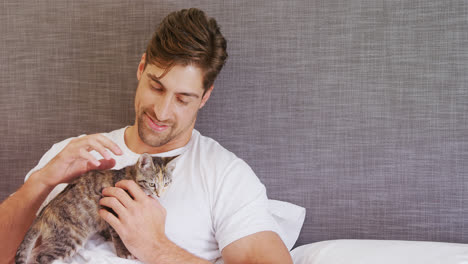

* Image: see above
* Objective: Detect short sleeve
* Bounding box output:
[24,137,76,182]
[24,137,76,214]
[212,159,281,251]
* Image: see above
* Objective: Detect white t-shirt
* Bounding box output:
[25,127,280,262]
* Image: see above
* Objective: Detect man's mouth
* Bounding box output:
[145,113,169,132]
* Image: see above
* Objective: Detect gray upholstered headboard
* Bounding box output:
[1,0,467,248]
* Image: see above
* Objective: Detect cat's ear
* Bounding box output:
[162,155,179,165]
[151,155,179,166]
[138,153,155,170]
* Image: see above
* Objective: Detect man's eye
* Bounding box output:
[177,98,188,105]
[151,86,163,92]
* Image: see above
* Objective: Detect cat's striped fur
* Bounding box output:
[15,153,177,264]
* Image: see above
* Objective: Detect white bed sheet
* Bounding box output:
[290,239,468,264]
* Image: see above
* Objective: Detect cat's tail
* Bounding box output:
[15,221,40,264]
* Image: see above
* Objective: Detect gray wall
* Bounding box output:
[1,0,467,246]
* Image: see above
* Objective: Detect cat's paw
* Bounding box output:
[125,254,136,260]
[116,253,136,259]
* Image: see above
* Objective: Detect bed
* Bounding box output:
[1,0,467,263]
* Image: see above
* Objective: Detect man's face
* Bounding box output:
[134,59,211,150]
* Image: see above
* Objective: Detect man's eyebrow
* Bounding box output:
[147,73,165,88]
[147,73,200,99]
[178,92,200,99]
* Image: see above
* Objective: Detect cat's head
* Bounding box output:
[135,153,178,197]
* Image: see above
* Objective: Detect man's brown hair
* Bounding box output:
[145,8,228,92]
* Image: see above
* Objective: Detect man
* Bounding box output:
[0,8,293,264]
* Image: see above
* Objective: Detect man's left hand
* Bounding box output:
[99,180,169,262]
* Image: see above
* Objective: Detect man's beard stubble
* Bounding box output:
[137,110,175,148]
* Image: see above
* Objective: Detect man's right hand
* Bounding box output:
[0,133,122,262]
[34,134,123,188]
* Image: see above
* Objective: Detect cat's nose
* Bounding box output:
[156,188,167,197]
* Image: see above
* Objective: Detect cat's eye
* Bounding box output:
[149,183,155,187]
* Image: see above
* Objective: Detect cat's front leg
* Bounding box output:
[108,226,135,259]
[99,227,111,241]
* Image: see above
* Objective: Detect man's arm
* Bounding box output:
[221,231,293,264]
[0,171,54,264]
[0,134,122,263]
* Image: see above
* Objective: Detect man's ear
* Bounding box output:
[137,53,146,81]
[199,85,214,109]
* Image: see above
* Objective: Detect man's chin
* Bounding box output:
[138,127,173,148]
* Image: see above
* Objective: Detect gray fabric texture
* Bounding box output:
[1,0,467,247]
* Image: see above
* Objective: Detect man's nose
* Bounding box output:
[154,94,173,121]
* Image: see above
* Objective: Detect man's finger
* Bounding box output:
[99,208,122,232]
[96,158,116,170]
[89,139,113,160]
[99,196,127,218]
[102,186,135,208]
[79,148,100,167]
[115,180,147,201]
[95,134,123,156]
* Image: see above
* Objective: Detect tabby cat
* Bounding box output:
[15,153,178,264]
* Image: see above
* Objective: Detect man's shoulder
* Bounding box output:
[100,127,127,140]
[48,127,126,153]
[190,130,256,177]
[192,130,238,161]
[52,127,125,143]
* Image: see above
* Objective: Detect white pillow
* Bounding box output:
[291,239,468,264]
[268,199,306,250]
